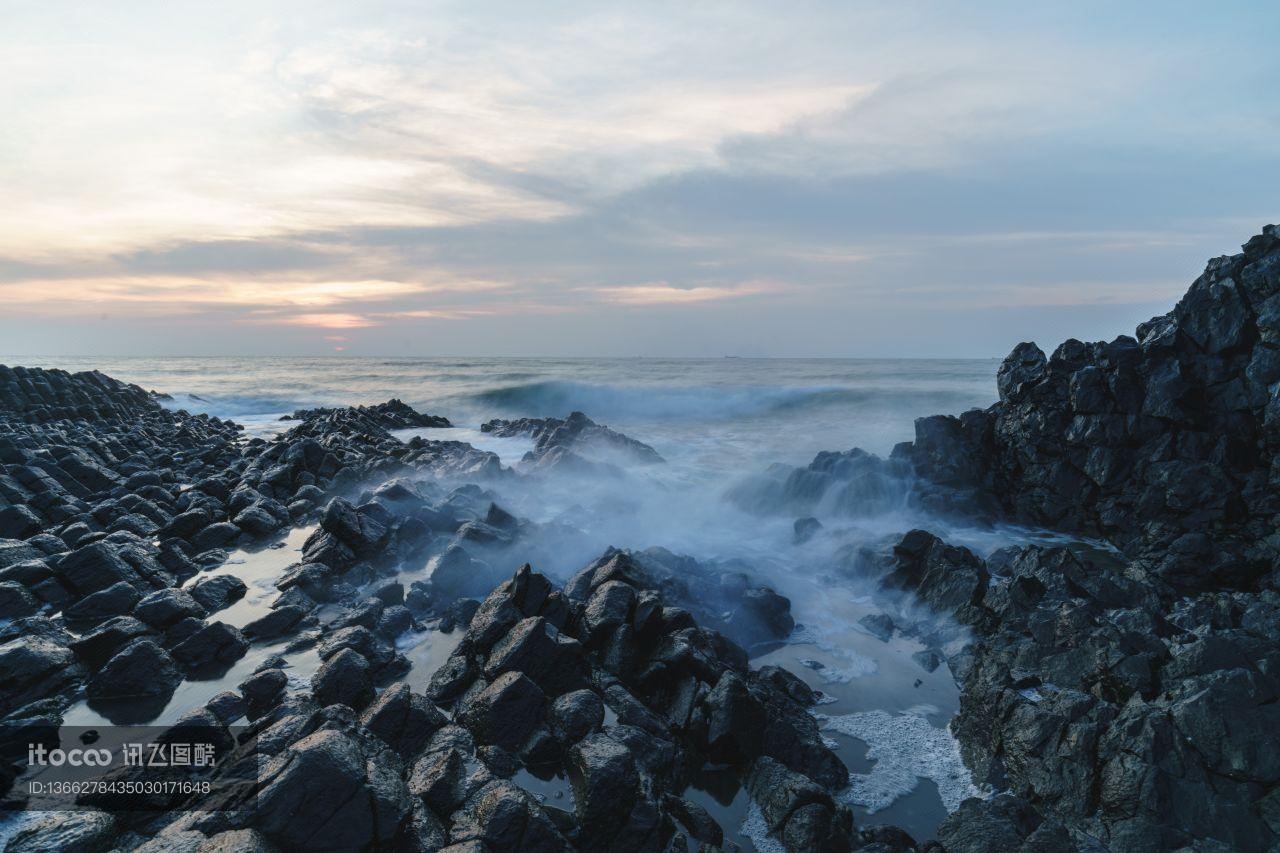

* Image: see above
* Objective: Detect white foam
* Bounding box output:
[740,802,786,853]
[820,708,984,813]
[815,657,879,683]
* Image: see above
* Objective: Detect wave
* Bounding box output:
[159,392,310,418]
[465,380,922,421]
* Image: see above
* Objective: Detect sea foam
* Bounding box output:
[820,706,984,813]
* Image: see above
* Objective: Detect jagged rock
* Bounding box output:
[459,671,547,752]
[64,580,140,624]
[0,634,84,715]
[133,584,206,625]
[551,689,604,744]
[0,580,39,619]
[69,616,154,667]
[87,638,181,701]
[359,682,447,756]
[170,621,249,673]
[312,648,374,710]
[239,668,288,717]
[250,729,411,850]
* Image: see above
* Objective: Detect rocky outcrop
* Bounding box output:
[901,226,1280,589]
[482,411,664,467]
[419,563,848,851]
[876,526,1280,852]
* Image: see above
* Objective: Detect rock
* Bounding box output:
[196,829,276,853]
[745,756,833,834]
[0,644,80,721]
[188,574,247,613]
[69,616,153,668]
[191,522,240,551]
[0,504,42,539]
[239,668,288,717]
[64,580,140,624]
[87,638,182,701]
[484,616,589,694]
[859,612,895,641]
[567,733,641,849]
[409,744,468,816]
[936,794,1057,853]
[458,671,547,752]
[0,538,43,570]
[311,647,374,710]
[0,580,39,619]
[793,516,822,544]
[551,689,604,744]
[3,811,117,853]
[242,604,307,640]
[428,545,502,599]
[359,682,447,756]
[206,690,248,723]
[251,729,411,850]
[705,671,765,763]
[447,778,566,850]
[133,588,208,628]
[664,795,724,846]
[170,621,249,673]
[55,541,157,596]
[739,587,796,643]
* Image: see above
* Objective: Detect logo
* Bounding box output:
[27,744,114,767]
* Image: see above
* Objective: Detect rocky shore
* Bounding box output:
[0,225,1277,852]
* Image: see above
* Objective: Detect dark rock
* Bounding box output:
[459,671,547,752]
[484,616,589,694]
[133,584,206,625]
[311,647,374,710]
[3,811,118,853]
[239,667,288,718]
[0,634,84,716]
[64,580,140,625]
[190,522,241,551]
[793,516,822,544]
[0,580,39,619]
[188,574,247,613]
[87,639,182,701]
[68,616,153,667]
[242,604,307,640]
[206,690,247,723]
[359,682,447,756]
[859,612,895,641]
[551,689,604,744]
[250,729,411,850]
[566,733,640,850]
[170,621,249,673]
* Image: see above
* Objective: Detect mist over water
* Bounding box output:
[11,355,1072,844]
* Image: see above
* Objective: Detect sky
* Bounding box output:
[1,0,1277,358]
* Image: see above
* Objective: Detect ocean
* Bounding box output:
[4,355,1072,845]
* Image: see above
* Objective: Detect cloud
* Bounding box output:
[1,2,1276,356]
[271,312,376,329]
[594,282,774,305]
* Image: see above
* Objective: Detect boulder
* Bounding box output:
[458,671,547,752]
[311,648,374,710]
[188,574,247,613]
[251,729,411,850]
[87,638,182,701]
[359,682,447,757]
[170,621,249,673]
